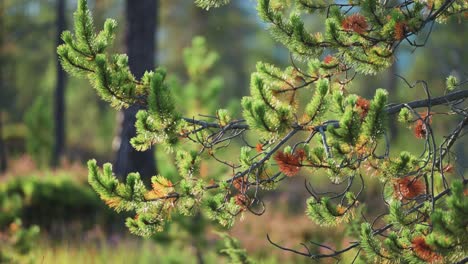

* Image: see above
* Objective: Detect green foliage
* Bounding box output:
[359,223,383,263]
[398,108,412,125]
[176,150,201,177]
[36,237,225,264]
[203,194,239,228]
[131,68,181,152]
[430,181,468,246]
[305,192,356,227]
[387,201,413,228]
[58,0,147,110]
[446,75,458,91]
[257,0,397,74]
[365,180,468,263]
[382,151,420,179]
[242,73,293,136]
[195,0,230,10]
[304,78,329,124]
[362,89,388,140]
[328,95,362,146]
[171,36,225,116]
[0,188,22,229]
[0,219,39,264]
[217,109,232,127]
[152,35,234,245]
[88,159,146,212]
[24,95,53,167]
[58,0,468,262]
[0,172,118,229]
[125,201,168,236]
[218,232,254,264]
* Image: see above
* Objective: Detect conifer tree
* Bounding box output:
[152,36,227,264]
[58,0,467,262]
[0,219,39,264]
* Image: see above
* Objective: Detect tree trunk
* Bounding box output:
[0,112,6,173]
[53,0,67,167]
[0,3,6,173]
[114,0,158,182]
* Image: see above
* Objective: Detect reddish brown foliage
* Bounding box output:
[233,177,248,192]
[256,143,263,153]
[442,164,454,174]
[412,236,442,263]
[323,55,334,64]
[9,222,19,233]
[414,120,427,138]
[394,22,407,40]
[393,176,426,200]
[342,14,368,34]
[414,112,432,139]
[274,149,306,177]
[356,97,370,118]
[235,194,251,211]
[336,205,346,215]
[151,178,173,198]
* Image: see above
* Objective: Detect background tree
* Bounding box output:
[151,36,227,264]
[160,0,272,102]
[114,0,158,182]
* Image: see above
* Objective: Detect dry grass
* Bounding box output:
[34,236,221,264]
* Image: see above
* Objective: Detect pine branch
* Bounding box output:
[267,178,468,260]
[181,89,468,131]
[385,89,468,115]
[59,1,467,261]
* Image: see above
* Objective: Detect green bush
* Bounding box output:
[0,173,120,233]
[0,219,39,264]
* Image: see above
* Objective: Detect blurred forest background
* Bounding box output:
[0,0,466,263]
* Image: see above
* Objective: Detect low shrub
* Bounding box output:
[0,172,122,235]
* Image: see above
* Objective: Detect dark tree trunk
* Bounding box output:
[0,3,6,173]
[0,112,6,173]
[114,0,158,182]
[53,0,67,167]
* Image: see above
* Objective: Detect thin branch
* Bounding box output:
[181,90,468,131]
